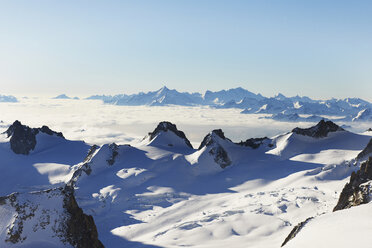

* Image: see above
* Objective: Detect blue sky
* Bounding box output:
[0,0,371,100]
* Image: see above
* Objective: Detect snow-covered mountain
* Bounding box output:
[1,120,372,247]
[87,86,203,106]
[352,108,372,122]
[53,94,79,100]
[0,120,90,195]
[85,87,372,119]
[259,113,326,122]
[0,94,18,102]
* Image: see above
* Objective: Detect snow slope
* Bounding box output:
[284,202,372,248]
[0,123,90,196]
[1,120,372,247]
[69,121,372,247]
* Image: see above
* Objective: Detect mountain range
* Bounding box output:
[0,94,18,102]
[86,87,372,121]
[1,120,372,247]
[2,88,372,121]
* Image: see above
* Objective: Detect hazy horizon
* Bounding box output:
[1,1,371,101]
[3,85,372,103]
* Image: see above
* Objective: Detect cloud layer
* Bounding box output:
[0,98,370,146]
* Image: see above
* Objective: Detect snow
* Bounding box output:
[284,203,372,248]
[0,131,89,195]
[0,189,74,248]
[0,98,372,247]
[70,125,372,247]
[33,163,72,184]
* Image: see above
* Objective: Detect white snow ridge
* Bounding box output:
[1,119,372,248]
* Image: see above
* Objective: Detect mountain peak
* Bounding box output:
[292,120,344,138]
[4,120,64,155]
[148,121,193,148]
[198,129,228,150]
[198,129,232,168]
[157,86,170,93]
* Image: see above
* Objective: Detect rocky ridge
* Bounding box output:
[292,120,344,138]
[198,129,232,168]
[4,120,64,155]
[333,157,372,211]
[148,121,193,148]
[0,186,104,248]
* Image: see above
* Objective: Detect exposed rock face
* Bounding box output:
[69,145,100,187]
[0,187,104,248]
[281,217,313,247]
[357,139,372,161]
[367,128,372,132]
[199,129,232,168]
[333,157,372,211]
[237,137,273,149]
[106,143,119,165]
[198,129,227,149]
[4,120,64,155]
[63,186,105,248]
[148,121,193,148]
[292,120,344,138]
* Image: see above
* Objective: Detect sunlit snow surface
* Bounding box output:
[0,97,372,248]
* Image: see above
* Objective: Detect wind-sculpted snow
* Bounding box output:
[282,203,372,248]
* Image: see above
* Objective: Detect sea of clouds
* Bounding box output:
[0,97,370,147]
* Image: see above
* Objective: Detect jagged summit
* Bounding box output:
[4,120,64,155]
[147,121,193,148]
[334,157,372,211]
[237,137,272,149]
[292,120,344,138]
[198,129,228,149]
[197,129,232,168]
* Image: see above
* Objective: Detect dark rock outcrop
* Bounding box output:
[333,157,372,211]
[0,187,104,248]
[357,139,372,161]
[106,143,119,166]
[83,144,100,163]
[63,186,104,248]
[4,120,64,155]
[367,128,372,132]
[68,145,100,187]
[199,129,232,168]
[281,217,313,247]
[148,121,193,148]
[198,129,228,149]
[292,120,344,138]
[237,137,273,149]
